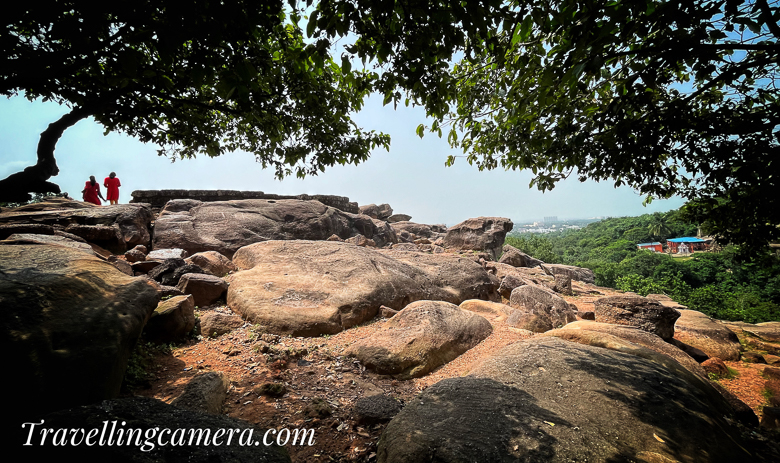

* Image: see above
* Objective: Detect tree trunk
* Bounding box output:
[0,107,91,203]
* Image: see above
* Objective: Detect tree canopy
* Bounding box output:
[427,0,779,254]
[0,0,391,201]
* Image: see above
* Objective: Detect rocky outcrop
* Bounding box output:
[387,214,411,223]
[30,397,290,462]
[176,274,228,307]
[346,301,492,379]
[497,244,543,268]
[185,250,238,277]
[390,221,442,241]
[153,199,385,259]
[131,188,357,213]
[227,241,498,337]
[0,198,152,253]
[1,244,159,423]
[459,299,517,323]
[542,320,707,379]
[673,309,741,361]
[541,263,595,284]
[377,337,754,463]
[143,295,196,343]
[594,295,681,340]
[359,203,393,220]
[443,217,513,259]
[507,285,577,332]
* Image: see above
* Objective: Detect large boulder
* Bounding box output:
[507,285,577,332]
[387,214,412,223]
[153,199,385,259]
[359,203,393,220]
[390,221,442,241]
[185,250,238,277]
[228,241,498,336]
[497,244,543,268]
[542,320,707,379]
[673,309,741,361]
[0,198,152,253]
[540,263,595,284]
[377,337,754,463]
[443,217,513,260]
[742,322,780,343]
[459,299,517,323]
[143,295,196,343]
[594,295,681,340]
[200,311,245,337]
[176,274,228,307]
[23,397,290,461]
[346,301,492,379]
[1,244,159,424]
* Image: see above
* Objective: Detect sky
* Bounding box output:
[0,95,685,226]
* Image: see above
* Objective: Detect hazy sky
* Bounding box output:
[1,95,684,226]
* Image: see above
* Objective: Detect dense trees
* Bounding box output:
[1,1,393,201]
[432,0,779,253]
[506,211,780,323]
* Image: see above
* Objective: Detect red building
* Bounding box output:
[637,242,663,252]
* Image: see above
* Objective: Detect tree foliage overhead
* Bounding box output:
[1,0,390,201]
[432,0,779,253]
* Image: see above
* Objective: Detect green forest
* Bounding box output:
[506,209,780,324]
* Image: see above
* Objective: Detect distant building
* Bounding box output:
[667,237,709,254]
[637,242,663,252]
[544,216,558,224]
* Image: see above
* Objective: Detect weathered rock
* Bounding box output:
[200,311,245,337]
[669,338,711,363]
[380,306,399,318]
[497,244,544,268]
[132,259,162,274]
[387,214,411,223]
[370,218,398,247]
[391,243,418,251]
[144,295,196,343]
[124,248,146,262]
[594,295,681,340]
[326,234,344,241]
[702,358,731,377]
[354,394,403,425]
[0,222,55,239]
[170,371,229,415]
[0,198,152,253]
[552,273,573,295]
[766,354,780,365]
[1,233,95,254]
[673,309,741,361]
[542,320,706,379]
[359,203,393,220]
[147,247,189,260]
[742,322,780,342]
[508,285,577,332]
[228,241,498,336]
[346,234,376,247]
[1,244,158,423]
[148,258,186,286]
[745,337,780,355]
[540,263,595,284]
[28,397,290,461]
[742,352,766,363]
[459,299,517,324]
[158,284,185,299]
[497,273,527,299]
[176,274,228,307]
[390,221,440,240]
[647,293,688,309]
[153,199,384,259]
[443,217,513,259]
[109,256,134,276]
[347,301,492,379]
[171,263,211,283]
[378,337,754,463]
[133,189,357,213]
[579,311,595,320]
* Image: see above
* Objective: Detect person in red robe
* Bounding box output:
[82,175,105,205]
[103,172,121,204]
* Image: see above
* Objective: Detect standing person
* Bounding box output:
[81,175,105,205]
[104,172,121,205]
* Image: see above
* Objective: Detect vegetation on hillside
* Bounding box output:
[506,210,780,323]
